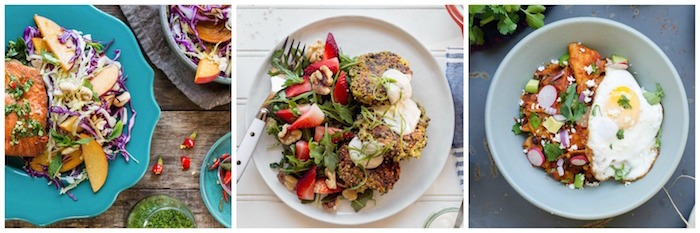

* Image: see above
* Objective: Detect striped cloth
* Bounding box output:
[446,47,464,190]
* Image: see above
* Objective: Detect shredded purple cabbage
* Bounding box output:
[23,26,40,55]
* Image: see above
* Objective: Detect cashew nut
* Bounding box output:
[277,124,302,145]
[59,82,77,93]
[61,146,80,155]
[325,168,337,189]
[77,86,93,101]
[113,92,131,107]
[310,65,334,95]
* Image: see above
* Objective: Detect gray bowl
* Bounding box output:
[485,17,689,220]
[159,5,230,85]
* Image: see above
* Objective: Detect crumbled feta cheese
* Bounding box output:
[585,181,600,187]
[551,59,559,64]
[537,66,545,72]
[586,79,596,87]
[556,97,561,103]
[582,89,591,97]
[540,140,545,146]
[563,61,569,66]
[580,47,586,52]
[523,149,528,154]
[559,144,565,149]
[566,75,575,82]
[624,116,631,123]
[531,103,535,110]
[624,181,631,187]
[570,145,578,150]
[608,108,621,117]
[584,65,594,75]
[571,128,577,133]
[567,184,575,190]
[584,96,592,103]
[519,99,524,106]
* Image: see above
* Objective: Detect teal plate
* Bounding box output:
[200,132,232,228]
[4,5,160,226]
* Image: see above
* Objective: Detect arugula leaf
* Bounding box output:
[616,129,624,140]
[48,154,63,178]
[643,83,664,105]
[5,37,28,64]
[308,127,339,171]
[543,142,563,162]
[107,120,123,141]
[339,53,359,73]
[351,190,374,212]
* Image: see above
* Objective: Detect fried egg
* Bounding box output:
[587,67,663,181]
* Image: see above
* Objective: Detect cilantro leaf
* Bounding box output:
[616,129,624,140]
[643,83,664,105]
[512,122,522,135]
[529,113,541,130]
[617,95,632,109]
[543,142,563,162]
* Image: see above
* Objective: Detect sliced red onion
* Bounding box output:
[559,130,570,147]
[544,107,557,115]
[607,63,629,69]
[553,114,566,122]
[537,85,558,108]
[550,70,564,82]
[570,155,588,166]
[557,166,565,177]
[579,92,586,102]
[557,158,564,167]
[527,148,545,167]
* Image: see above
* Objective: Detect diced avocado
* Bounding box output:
[542,116,564,134]
[574,173,584,189]
[611,54,628,64]
[525,79,539,93]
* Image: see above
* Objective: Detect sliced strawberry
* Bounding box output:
[285,75,311,98]
[314,126,354,143]
[296,166,316,200]
[303,58,339,76]
[322,32,339,60]
[275,104,311,123]
[295,140,310,161]
[289,104,325,130]
[333,71,349,105]
[313,180,343,194]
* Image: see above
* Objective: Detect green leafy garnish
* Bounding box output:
[351,190,374,212]
[318,102,354,127]
[616,129,625,140]
[41,50,60,66]
[5,37,28,64]
[543,142,563,162]
[560,84,587,124]
[529,114,541,130]
[468,5,547,45]
[559,53,570,67]
[86,40,104,53]
[617,95,632,109]
[592,104,601,117]
[654,128,662,149]
[643,83,664,105]
[48,154,63,178]
[308,127,339,171]
[512,122,522,135]
[339,52,359,73]
[107,120,123,141]
[50,129,92,147]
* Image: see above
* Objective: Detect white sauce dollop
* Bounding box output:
[348,137,384,169]
[372,69,421,136]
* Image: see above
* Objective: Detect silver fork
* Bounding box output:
[237,38,306,183]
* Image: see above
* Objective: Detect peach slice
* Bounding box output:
[80,134,108,193]
[29,151,51,172]
[44,34,76,70]
[59,150,83,173]
[195,21,231,43]
[90,64,119,96]
[34,14,63,38]
[194,56,220,84]
[59,116,83,133]
[32,38,49,54]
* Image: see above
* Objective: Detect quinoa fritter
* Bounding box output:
[356,104,430,161]
[337,145,401,194]
[349,51,413,106]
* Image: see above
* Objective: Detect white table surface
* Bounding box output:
[236,5,463,228]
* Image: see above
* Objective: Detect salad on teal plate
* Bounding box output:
[200,132,231,228]
[4,5,160,226]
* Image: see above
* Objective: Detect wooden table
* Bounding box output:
[236,6,463,228]
[6,5,231,228]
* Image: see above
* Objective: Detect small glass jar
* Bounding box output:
[423,207,462,228]
[127,194,196,228]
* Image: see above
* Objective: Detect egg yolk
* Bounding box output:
[605,86,640,129]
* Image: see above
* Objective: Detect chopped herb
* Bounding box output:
[468,5,547,45]
[308,127,339,171]
[5,37,28,64]
[591,63,598,74]
[559,53,570,67]
[611,164,629,181]
[529,114,541,130]
[654,128,662,149]
[616,129,624,140]
[617,95,632,109]
[543,142,563,162]
[560,84,587,124]
[592,104,601,117]
[50,129,91,147]
[643,83,664,105]
[144,209,195,228]
[512,121,522,135]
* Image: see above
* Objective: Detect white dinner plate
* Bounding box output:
[244,15,454,225]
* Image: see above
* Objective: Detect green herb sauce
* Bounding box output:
[145,209,195,228]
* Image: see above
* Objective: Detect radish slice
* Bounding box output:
[537,85,557,108]
[527,148,545,167]
[559,130,570,147]
[550,70,564,82]
[570,155,588,166]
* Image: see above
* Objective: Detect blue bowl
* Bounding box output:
[5,5,160,226]
[485,17,689,220]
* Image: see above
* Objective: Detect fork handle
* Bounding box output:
[237,117,266,183]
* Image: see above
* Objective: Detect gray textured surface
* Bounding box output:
[469,5,695,227]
